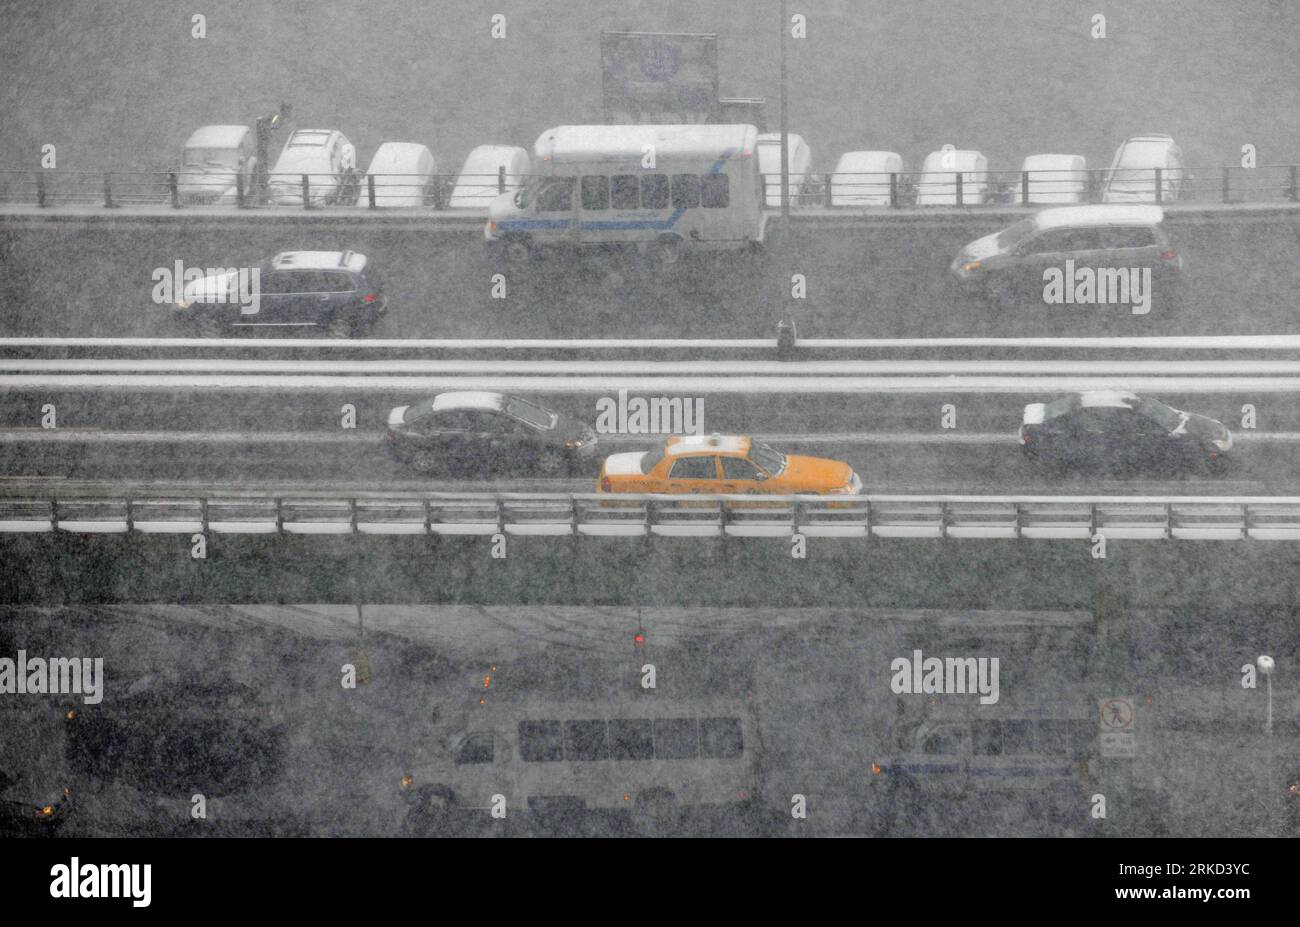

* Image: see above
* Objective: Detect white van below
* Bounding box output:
[1017,154,1088,204]
[916,149,989,206]
[830,151,903,206]
[449,145,530,209]
[755,132,812,206]
[356,142,437,207]
[1103,135,1187,203]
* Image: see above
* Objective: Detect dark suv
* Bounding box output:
[176,250,386,337]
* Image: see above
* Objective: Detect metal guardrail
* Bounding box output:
[3,490,1299,540]
[764,164,1300,208]
[0,170,515,209]
[2,165,1297,209]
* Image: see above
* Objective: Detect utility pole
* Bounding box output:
[779,0,790,219]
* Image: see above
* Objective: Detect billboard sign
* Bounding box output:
[601,32,720,124]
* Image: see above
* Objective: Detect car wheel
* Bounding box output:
[651,235,684,266]
[982,274,1016,307]
[538,447,568,476]
[410,450,440,474]
[193,315,224,338]
[633,788,681,834]
[502,237,534,264]
[326,316,353,339]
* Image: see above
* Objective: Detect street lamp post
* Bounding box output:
[1258,654,1275,734]
[779,0,789,219]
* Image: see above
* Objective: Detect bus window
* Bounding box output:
[972,720,1002,756]
[519,720,564,762]
[700,717,744,759]
[455,733,494,765]
[536,180,574,212]
[1002,720,1034,755]
[640,174,670,210]
[611,175,640,210]
[564,720,610,761]
[701,173,730,208]
[671,174,701,208]
[610,719,654,761]
[921,724,965,755]
[653,718,698,759]
[1036,720,1070,756]
[581,176,609,211]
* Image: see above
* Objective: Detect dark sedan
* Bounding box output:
[64,682,286,797]
[386,391,597,476]
[1020,391,1233,474]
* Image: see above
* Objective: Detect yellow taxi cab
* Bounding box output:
[596,434,861,495]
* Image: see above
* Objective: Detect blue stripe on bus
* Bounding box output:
[499,148,738,235]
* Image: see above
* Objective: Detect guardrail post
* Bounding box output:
[1221,166,1230,203]
[36,172,47,207]
[498,165,506,194]
[1021,170,1030,205]
[235,170,246,208]
[888,172,898,208]
[103,172,117,208]
[1289,165,1298,202]
[776,319,798,358]
[955,172,963,207]
[1154,167,1162,204]
[168,172,179,208]
[367,173,376,208]
[1088,168,1101,204]
[301,174,310,209]
[825,174,834,207]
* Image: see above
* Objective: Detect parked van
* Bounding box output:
[448,145,531,209]
[267,129,356,206]
[830,151,903,206]
[1016,154,1088,204]
[355,142,438,207]
[402,696,761,829]
[177,125,257,205]
[486,124,768,263]
[916,149,990,205]
[1102,135,1187,203]
[755,132,812,206]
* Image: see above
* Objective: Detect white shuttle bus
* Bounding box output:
[485,124,767,263]
[402,696,762,828]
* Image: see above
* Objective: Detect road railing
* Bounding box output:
[2,488,1299,540]
[766,164,1300,208]
[3,164,1298,209]
[0,169,518,210]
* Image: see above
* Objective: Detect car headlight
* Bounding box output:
[175,300,192,310]
[961,260,982,273]
[1213,436,1232,452]
[830,472,862,494]
[564,438,586,449]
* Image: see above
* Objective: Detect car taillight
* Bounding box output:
[1159,249,1177,261]
[385,431,398,445]
[600,477,611,492]
[362,293,378,303]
